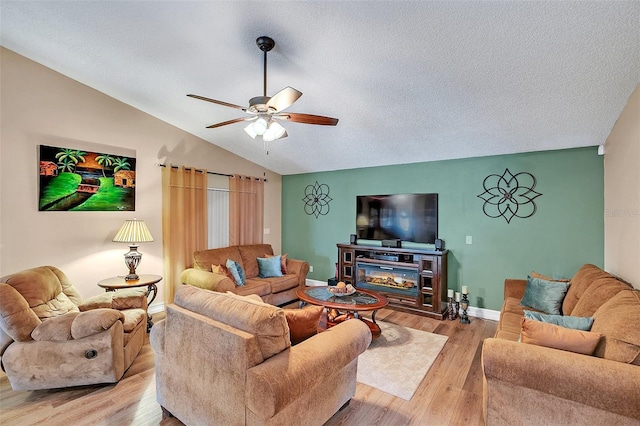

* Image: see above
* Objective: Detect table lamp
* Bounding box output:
[113,218,154,281]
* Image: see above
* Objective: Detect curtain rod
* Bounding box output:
[157,163,267,182]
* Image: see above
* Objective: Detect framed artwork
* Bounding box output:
[38,145,136,211]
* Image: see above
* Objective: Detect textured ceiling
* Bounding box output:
[1,1,638,175]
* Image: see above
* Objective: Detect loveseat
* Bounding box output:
[151,285,372,426]
[0,266,148,390]
[180,244,309,306]
[482,264,640,425]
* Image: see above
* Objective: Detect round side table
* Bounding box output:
[98,274,162,332]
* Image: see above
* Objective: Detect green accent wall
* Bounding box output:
[282,147,604,311]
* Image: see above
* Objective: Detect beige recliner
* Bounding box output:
[151,285,372,426]
[0,266,148,390]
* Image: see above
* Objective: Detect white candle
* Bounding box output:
[455,292,461,302]
[447,289,454,298]
[461,286,469,295]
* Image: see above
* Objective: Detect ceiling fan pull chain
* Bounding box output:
[264,139,269,156]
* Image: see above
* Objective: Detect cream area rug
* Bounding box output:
[356,321,448,401]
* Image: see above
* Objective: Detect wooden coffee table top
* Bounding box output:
[297,286,388,312]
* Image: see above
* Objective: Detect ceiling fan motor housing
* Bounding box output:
[256,36,275,52]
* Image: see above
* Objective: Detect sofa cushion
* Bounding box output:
[563,264,614,316]
[193,246,243,272]
[523,310,593,331]
[262,275,299,294]
[570,277,631,317]
[257,255,284,278]
[520,317,602,355]
[284,306,324,345]
[238,244,274,279]
[175,285,290,359]
[591,290,640,365]
[520,276,569,315]
[238,279,272,298]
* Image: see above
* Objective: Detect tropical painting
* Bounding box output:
[39,145,136,211]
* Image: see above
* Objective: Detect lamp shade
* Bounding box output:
[113,219,154,244]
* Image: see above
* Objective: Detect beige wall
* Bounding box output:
[604,83,639,288]
[0,48,282,308]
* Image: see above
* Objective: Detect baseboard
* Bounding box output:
[304,280,501,321]
[467,306,500,321]
[148,303,165,314]
[306,278,327,287]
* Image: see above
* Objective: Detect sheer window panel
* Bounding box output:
[207,188,229,248]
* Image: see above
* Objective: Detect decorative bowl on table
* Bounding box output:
[327,283,356,296]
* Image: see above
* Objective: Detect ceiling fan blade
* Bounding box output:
[206,117,254,129]
[266,87,302,112]
[275,112,339,126]
[187,94,247,111]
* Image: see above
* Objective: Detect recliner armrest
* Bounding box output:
[246,319,371,419]
[79,287,147,312]
[180,268,236,293]
[31,309,125,341]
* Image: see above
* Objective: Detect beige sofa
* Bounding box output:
[482,264,640,425]
[151,285,372,426]
[0,266,147,390]
[180,244,310,306]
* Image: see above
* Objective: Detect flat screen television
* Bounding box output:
[356,193,438,244]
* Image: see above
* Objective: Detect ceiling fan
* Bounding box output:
[187,36,338,144]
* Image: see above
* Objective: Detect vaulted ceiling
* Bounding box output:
[1,1,638,175]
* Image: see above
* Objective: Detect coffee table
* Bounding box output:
[297,286,388,338]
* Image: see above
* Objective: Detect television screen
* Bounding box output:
[356,193,438,244]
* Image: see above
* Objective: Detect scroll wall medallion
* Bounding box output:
[477,168,542,224]
[302,181,332,218]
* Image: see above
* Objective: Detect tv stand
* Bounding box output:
[337,243,448,320]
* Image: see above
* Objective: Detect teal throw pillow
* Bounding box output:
[257,255,284,278]
[225,259,246,286]
[520,276,570,315]
[523,310,594,331]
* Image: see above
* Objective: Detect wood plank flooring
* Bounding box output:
[0,308,496,426]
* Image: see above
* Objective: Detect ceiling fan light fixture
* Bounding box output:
[253,117,269,135]
[263,121,287,142]
[244,123,258,139]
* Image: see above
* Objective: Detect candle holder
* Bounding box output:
[448,297,456,320]
[460,292,470,324]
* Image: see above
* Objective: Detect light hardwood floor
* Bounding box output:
[0,308,496,426]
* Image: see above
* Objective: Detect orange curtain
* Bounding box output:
[161,166,208,303]
[229,174,264,245]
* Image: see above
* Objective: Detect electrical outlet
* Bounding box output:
[466,235,473,245]
[309,266,314,272]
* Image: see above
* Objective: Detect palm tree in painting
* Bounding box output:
[112,157,131,173]
[95,154,115,177]
[55,149,86,173]
[57,157,77,173]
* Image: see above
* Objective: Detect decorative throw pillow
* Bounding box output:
[212,264,234,281]
[520,317,602,355]
[225,259,246,286]
[530,271,570,282]
[257,255,284,278]
[523,310,594,331]
[520,276,570,315]
[284,306,324,345]
[267,253,288,274]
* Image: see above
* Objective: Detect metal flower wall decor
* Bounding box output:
[477,168,542,223]
[302,181,332,218]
